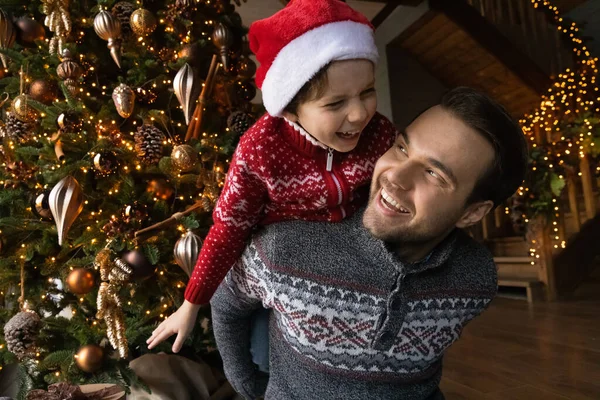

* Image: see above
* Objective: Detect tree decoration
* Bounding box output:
[111,1,135,38]
[112,83,135,119]
[57,110,83,133]
[93,10,122,68]
[171,144,198,172]
[173,63,199,125]
[3,310,41,360]
[236,56,256,80]
[135,124,165,164]
[29,79,59,105]
[16,16,46,46]
[48,175,84,246]
[227,110,255,136]
[0,9,16,68]
[130,8,157,37]
[56,49,83,97]
[12,94,39,122]
[41,0,72,55]
[74,344,104,373]
[121,249,154,280]
[32,191,53,221]
[212,22,233,72]
[95,249,131,359]
[173,229,202,276]
[66,268,95,295]
[2,112,35,142]
[93,151,119,176]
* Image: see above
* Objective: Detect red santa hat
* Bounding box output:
[249,0,378,117]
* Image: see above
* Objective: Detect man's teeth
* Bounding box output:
[381,188,409,213]
[338,131,359,136]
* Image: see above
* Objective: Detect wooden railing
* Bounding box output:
[465,0,574,78]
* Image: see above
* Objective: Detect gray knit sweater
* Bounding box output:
[210,211,497,400]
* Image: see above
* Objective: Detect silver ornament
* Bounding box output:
[49,175,84,246]
[174,230,202,277]
[94,10,122,68]
[173,63,200,125]
[112,83,135,118]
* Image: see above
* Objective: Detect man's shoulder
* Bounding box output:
[443,230,498,294]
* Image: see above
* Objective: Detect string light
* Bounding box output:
[520,0,599,266]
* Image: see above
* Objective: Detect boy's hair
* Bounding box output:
[440,87,528,208]
[284,64,330,116]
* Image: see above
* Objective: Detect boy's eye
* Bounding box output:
[361,88,376,96]
[325,100,344,108]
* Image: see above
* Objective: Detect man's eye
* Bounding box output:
[396,144,408,155]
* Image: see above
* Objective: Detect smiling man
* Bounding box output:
[210,87,528,400]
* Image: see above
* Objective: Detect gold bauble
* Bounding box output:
[29,79,58,105]
[66,268,95,295]
[171,144,198,172]
[11,94,39,122]
[130,8,157,37]
[75,344,104,373]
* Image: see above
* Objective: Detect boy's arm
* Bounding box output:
[210,269,269,399]
[184,133,268,304]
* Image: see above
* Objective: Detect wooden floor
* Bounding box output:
[440,273,600,399]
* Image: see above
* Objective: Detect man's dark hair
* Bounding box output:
[440,87,528,208]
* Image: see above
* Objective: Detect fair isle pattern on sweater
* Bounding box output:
[185,112,397,304]
[229,241,492,379]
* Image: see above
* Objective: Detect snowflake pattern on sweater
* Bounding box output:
[184,112,397,304]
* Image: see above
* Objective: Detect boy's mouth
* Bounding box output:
[336,130,360,139]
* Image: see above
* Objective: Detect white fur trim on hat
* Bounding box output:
[261,20,378,117]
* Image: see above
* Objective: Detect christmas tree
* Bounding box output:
[0,0,258,396]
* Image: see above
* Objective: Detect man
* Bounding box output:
[210,87,528,400]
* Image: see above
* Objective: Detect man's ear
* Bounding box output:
[281,110,298,122]
[456,200,494,229]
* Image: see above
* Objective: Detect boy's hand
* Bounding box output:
[146,300,201,353]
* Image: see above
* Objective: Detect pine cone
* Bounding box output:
[2,113,34,142]
[134,124,165,165]
[227,111,255,136]
[111,1,135,38]
[4,311,41,359]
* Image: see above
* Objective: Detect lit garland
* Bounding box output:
[519,0,600,266]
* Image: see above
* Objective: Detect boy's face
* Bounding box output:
[284,59,377,153]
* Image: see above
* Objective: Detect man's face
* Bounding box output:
[363,105,495,244]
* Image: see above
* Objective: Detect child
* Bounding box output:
[147,0,397,353]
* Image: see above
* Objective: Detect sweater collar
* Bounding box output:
[282,118,328,157]
[352,210,459,276]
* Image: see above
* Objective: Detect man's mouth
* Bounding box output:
[380,188,410,214]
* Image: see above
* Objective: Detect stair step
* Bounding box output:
[498,276,545,303]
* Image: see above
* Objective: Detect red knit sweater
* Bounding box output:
[184,112,397,304]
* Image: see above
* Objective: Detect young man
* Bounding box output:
[210,87,529,400]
